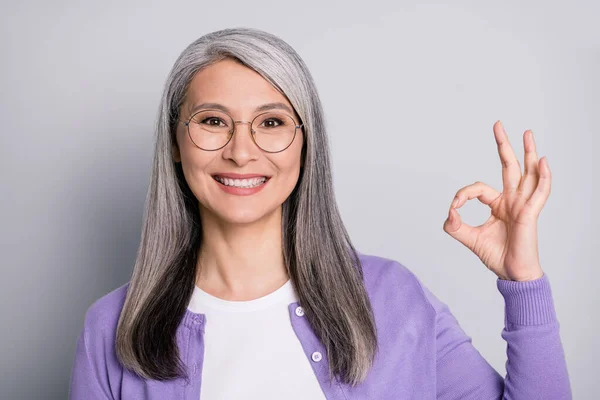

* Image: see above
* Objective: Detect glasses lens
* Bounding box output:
[252,112,297,152]
[188,110,233,150]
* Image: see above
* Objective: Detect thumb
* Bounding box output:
[443,208,478,252]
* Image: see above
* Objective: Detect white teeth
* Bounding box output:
[215,176,267,188]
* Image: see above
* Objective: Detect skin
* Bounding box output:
[443,121,550,282]
[172,58,304,300]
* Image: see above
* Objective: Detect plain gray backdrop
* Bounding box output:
[1,0,597,398]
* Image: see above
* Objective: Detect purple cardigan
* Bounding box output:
[69,252,572,399]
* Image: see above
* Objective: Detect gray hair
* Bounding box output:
[115,27,377,387]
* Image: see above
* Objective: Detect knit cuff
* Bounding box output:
[496,273,558,326]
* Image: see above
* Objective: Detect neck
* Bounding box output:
[195,204,289,301]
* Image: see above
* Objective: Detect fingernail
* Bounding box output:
[452,196,459,208]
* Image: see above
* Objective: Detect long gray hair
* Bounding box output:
[115,27,378,387]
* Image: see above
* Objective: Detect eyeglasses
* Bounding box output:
[179,109,303,153]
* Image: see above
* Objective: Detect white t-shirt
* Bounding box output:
[187,279,328,400]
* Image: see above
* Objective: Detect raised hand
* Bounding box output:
[443,121,551,282]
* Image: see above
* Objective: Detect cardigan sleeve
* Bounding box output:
[69,325,114,400]
[418,272,572,400]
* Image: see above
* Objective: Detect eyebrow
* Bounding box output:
[188,102,294,116]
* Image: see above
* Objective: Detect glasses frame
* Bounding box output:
[179,109,304,153]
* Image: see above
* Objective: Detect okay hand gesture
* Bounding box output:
[443,121,551,282]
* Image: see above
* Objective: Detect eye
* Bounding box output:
[261,118,284,128]
[201,117,227,127]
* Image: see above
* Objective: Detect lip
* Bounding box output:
[212,173,270,196]
[212,173,271,179]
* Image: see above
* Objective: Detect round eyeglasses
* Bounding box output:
[179,109,303,153]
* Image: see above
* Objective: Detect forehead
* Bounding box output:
[184,58,294,116]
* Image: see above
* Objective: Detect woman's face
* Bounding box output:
[173,58,304,225]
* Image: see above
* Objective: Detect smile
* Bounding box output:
[213,176,268,188]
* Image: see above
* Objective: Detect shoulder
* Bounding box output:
[83,282,130,335]
[356,251,441,317]
[357,250,422,293]
[71,282,131,395]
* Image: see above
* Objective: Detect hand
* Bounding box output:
[442,121,551,282]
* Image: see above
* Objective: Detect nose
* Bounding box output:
[221,121,261,166]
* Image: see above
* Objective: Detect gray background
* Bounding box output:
[1,0,597,398]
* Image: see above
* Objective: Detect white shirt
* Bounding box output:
[187,279,327,400]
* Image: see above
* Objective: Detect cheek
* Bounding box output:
[273,141,304,189]
[178,147,215,195]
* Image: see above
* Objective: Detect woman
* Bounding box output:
[69,28,571,399]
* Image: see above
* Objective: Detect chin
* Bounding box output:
[214,206,278,225]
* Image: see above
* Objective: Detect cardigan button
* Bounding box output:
[311,351,322,362]
[295,306,305,317]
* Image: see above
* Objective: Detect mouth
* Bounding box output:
[212,175,271,189]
